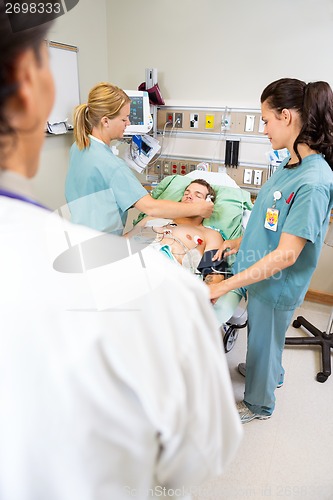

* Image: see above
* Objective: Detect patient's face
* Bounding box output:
[182,183,209,203]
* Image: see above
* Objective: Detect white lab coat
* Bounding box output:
[0,193,242,500]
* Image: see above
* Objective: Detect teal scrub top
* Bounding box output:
[65,136,147,235]
[235,154,333,310]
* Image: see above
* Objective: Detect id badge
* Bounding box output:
[264,207,279,231]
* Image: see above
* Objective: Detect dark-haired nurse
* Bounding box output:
[210,78,333,424]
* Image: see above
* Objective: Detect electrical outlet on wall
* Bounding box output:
[253,169,263,185]
[166,112,174,125]
[163,162,170,175]
[243,168,253,184]
[175,112,183,128]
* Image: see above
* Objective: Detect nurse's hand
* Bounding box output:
[196,200,214,218]
[209,281,229,303]
[212,236,242,260]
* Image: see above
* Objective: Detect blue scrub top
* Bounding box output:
[65,136,147,234]
[235,154,333,310]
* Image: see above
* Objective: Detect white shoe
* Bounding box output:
[237,363,284,388]
[236,401,271,424]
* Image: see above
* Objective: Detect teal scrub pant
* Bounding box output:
[244,295,295,416]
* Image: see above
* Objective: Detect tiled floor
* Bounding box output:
[195,301,333,500]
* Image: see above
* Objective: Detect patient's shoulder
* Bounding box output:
[201,225,224,249]
[202,224,223,238]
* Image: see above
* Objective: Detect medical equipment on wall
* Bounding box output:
[196,161,211,172]
[121,82,161,172]
[138,68,165,106]
[266,148,289,178]
[225,140,240,167]
[123,134,161,173]
[124,90,153,135]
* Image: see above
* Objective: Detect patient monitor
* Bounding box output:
[124,90,153,135]
[120,90,159,173]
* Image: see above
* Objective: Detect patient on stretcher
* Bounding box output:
[127,173,252,325]
[126,179,229,286]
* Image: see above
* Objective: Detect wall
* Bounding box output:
[310,228,333,294]
[31,0,109,209]
[106,0,333,106]
[107,0,333,294]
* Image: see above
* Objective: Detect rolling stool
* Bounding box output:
[285,310,333,382]
[285,222,333,382]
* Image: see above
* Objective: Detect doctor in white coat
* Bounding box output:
[0,3,242,500]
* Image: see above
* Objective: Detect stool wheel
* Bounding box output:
[316,372,328,383]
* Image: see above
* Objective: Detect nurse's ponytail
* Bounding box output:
[300,81,333,170]
[261,78,333,170]
[74,82,131,150]
[73,103,91,149]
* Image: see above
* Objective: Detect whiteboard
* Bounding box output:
[48,42,80,127]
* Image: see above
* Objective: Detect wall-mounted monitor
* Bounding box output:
[124,90,153,135]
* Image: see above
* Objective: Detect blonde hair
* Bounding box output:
[74,82,131,150]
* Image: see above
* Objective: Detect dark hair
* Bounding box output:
[0,2,53,139]
[187,179,216,202]
[261,78,333,170]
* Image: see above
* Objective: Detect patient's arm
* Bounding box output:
[199,230,226,286]
[204,274,225,285]
[124,216,156,237]
[212,236,242,260]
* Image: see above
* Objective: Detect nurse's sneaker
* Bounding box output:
[236,401,271,424]
[237,362,284,388]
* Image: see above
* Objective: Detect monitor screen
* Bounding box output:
[129,96,144,126]
[124,90,153,135]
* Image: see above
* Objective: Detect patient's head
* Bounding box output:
[181,179,216,204]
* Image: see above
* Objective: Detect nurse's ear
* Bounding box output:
[101,116,110,128]
[5,48,40,130]
[281,107,301,128]
[281,108,292,124]
[281,107,302,130]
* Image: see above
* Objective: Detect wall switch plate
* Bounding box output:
[258,118,265,133]
[245,115,255,132]
[243,168,253,184]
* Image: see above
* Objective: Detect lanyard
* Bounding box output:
[0,188,48,210]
